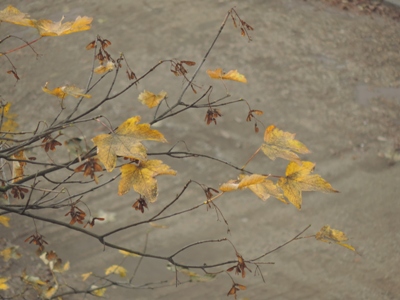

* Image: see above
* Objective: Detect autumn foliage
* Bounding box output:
[0,5,356,299]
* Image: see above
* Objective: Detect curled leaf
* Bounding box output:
[119,250,141,257]
[316,225,356,252]
[12,150,27,183]
[94,61,114,74]
[91,285,106,297]
[207,68,247,83]
[105,265,127,277]
[35,15,93,36]
[42,82,91,99]
[220,174,286,203]
[81,272,92,281]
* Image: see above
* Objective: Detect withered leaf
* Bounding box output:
[315,225,356,252]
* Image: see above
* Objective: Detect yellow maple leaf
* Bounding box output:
[81,272,92,281]
[118,160,177,202]
[138,90,167,108]
[315,225,356,252]
[220,174,286,203]
[0,5,36,27]
[35,15,92,36]
[12,150,27,183]
[42,285,58,299]
[219,179,240,192]
[261,125,310,164]
[91,285,106,297]
[149,222,168,229]
[0,216,10,227]
[92,116,167,172]
[62,261,70,271]
[94,61,115,74]
[166,263,217,283]
[21,273,47,286]
[105,265,127,277]
[42,82,91,100]
[0,103,18,136]
[1,246,21,261]
[207,68,247,83]
[119,250,141,257]
[0,277,9,290]
[277,161,338,210]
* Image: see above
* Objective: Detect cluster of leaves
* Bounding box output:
[0,4,357,299]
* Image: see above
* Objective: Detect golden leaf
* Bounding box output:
[1,246,21,261]
[138,90,167,108]
[277,161,338,210]
[149,222,168,229]
[42,82,91,99]
[63,261,70,271]
[219,179,239,192]
[35,15,92,36]
[52,259,70,273]
[92,116,167,172]
[119,250,141,257]
[42,285,58,299]
[94,61,114,74]
[105,265,127,278]
[237,173,266,188]
[91,286,106,297]
[0,103,18,136]
[207,68,247,83]
[315,225,356,252]
[0,216,10,227]
[0,277,9,290]
[81,272,92,281]
[0,5,36,27]
[261,125,310,163]
[220,174,286,203]
[12,150,27,183]
[166,263,216,282]
[239,174,287,203]
[22,273,47,286]
[118,160,177,202]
